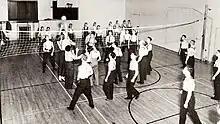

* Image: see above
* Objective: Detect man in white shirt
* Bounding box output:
[45,27,52,40]
[137,40,148,84]
[68,23,75,42]
[95,25,104,54]
[42,35,55,73]
[178,34,189,68]
[67,54,94,110]
[104,31,115,62]
[125,53,140,99]
[112,42,123,83]
[87,45,101,86]
[57,32,75,81]
[64,45,81,89]
[103,52,117,100]
[86,32,97,47]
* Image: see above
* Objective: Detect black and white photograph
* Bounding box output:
[0,0,220,123]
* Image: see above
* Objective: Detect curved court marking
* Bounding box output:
[114,68,161,88]
[128,87,214,124]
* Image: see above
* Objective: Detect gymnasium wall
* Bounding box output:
[0,0,125,39]
[125,0,220,61]
[0,0,8,21]
[38,0,126,36]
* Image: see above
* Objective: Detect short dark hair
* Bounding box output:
[91,31,96,35]
[114,42,119,47]
[110,52,116,59]
[182,34,186,38]
[65,45,71,51]
[147,36,152,41]
[191,40,195,44]
[185,65,194,78]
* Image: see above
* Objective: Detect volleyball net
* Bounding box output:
[0,18,203,59]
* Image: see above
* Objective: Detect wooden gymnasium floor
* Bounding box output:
[1,45,219,124]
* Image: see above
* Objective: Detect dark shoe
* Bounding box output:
[135,94,140,99]
[137,81,144,84]
[42,70,45,73]
[181,66,185,68]
[211,96,219,100]
[105,98,113,101]
[89,104,94,109]
[119,79,123,82]
[114,82,118,84]
[67,107,74,110]
[124,97,132,100]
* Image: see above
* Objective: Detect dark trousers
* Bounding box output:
[213,67,220,99]
[179,90,201,124]
[104,47,112,63]
[69,79,94,109]
[68,33,75,42]
[73,63,80,84]
[139,56,148,83]
[126,70,139,98]
[214,80,220,99]
[65,61,74,89]
[129,43,137,54]
[58,51,65,76]
[121,40,128,53]
[180,49,187,67]
[103,70,116,99]
[115,57,123,82]
[145,51,153,76]
[187,56,195,78]
[43,52,55,72]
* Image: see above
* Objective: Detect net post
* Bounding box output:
[201,4,208,61]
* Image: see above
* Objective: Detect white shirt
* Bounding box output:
[91,26,96,31]
[181,40,188,49]
[77,62,93,80]
[125,34,131,41]
[89,50,101,67]
[85,35,91,44]
[187,47,196,57]
[214,59,220,68]
[108,59,116,71]
[65,50,76,62]
[130,59,138,71]
[43,40,53,52]
[106,35,115,46]
[38,31,45,38]
[131,35,138,42]
[107,26,113,31]
[120,30,125,42]
[45,31,52,39]
[182,78,195,92]
[113,47,123,57]
[68,28,74,34]
[58,39,71,51]
[147,44,152,51]
[96,29,103,37]
[139,46,148,57]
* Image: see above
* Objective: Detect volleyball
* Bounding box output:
[61,15,67,20]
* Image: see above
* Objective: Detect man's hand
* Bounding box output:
[184,103,188,109]
[212,76,216,80]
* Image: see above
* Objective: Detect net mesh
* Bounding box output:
[0,18,203,59]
